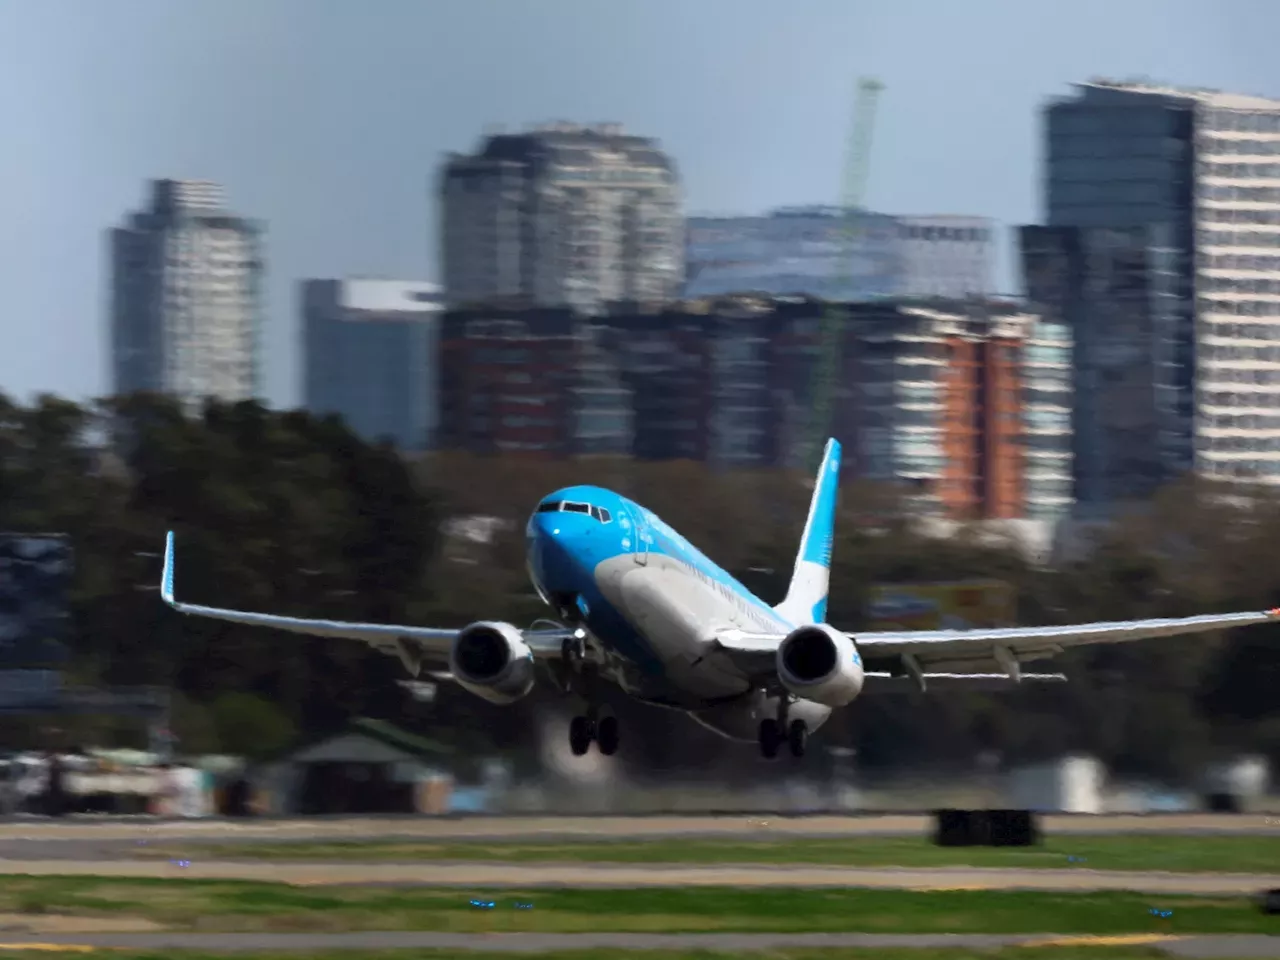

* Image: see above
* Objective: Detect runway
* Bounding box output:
[0,811,1273,846]
[0,931,1275,956]
[0,858,1277,894]
[0,812,1272,864]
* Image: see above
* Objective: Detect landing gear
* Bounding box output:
[597,715,620,756]
[759,699,808,759]
[568,710,619,756]
[561,635,586,670]
[569,715,593,756]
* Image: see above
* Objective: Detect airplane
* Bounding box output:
[159,438,1280,760]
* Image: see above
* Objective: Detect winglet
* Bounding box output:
[161,531,176,606]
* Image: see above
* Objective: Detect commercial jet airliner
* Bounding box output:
[160,439,1280,760]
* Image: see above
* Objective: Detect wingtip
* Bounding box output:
[160,531,175,605]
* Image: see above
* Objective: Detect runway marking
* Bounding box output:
[1021,933,1181,947]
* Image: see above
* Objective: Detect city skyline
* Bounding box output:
[4,0,1279,408]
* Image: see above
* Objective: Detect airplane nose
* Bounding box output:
[529,513,576,592]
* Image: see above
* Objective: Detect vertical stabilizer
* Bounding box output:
[774,438,841,625]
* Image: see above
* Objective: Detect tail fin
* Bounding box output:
[773,439,841,625]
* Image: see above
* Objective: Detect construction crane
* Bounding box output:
[802,77,885,470]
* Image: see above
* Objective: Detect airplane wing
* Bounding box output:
[158,532,573,676]
[712,608,1280,688]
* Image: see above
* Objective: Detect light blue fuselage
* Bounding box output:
[526,485,831,741]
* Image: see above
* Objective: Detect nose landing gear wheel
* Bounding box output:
[758,718,781,759]
[596,715,620,756]
[787,719,808,758]
[569,715,594,756]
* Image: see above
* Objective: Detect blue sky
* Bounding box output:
[2,0,1278,408]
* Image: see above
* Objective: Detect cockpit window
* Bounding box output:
[563,502,591,514]
[593,507,612,523]
[537,501,562,513]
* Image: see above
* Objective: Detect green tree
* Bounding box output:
[208,691,297,760]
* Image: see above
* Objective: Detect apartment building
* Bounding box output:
[110,179,263,407]
[847,299,1035,519]
[433,297,1050,519]
[684,207,996,301]
[437,306,633,457]
[896,215,997,298]
[439,122,684,313]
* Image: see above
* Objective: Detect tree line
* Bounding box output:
[1,391,1278,784]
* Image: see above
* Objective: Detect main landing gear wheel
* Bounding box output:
[596,715,620,756]
[569,715,594,756]
[758,718,781,759]
[787,719,808,758]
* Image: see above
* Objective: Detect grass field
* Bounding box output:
[139,834,1280,874]
[0,948,1218,960]
[0,948,1219,960]
[0,878,1270,936]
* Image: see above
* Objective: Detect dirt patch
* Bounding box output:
[0,911,166,933]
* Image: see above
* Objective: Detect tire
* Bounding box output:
[597,716,620,756]
[787,719,808,758]
[569,715,593,756]
[758,718,781,759]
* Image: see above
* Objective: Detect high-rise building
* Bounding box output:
[439,122,684,312]
[1042,79,1280,492]
[1021,224,1163,510]
[683,207,995,301]
[1017,292,1075,520]
[301,279,445,451]
[110,179,263,407]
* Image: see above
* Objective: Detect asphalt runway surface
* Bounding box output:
[0,811,1275,845]
[2,858,1279,894]
[0,812,1274,864]
[0,931,1276,956]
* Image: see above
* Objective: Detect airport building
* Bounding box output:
[301,278,445,452]
[1034,78,1280,504]
[439,122,685,313]
[109,179,264,407]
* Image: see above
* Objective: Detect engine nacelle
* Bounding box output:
[776,623,865,708]
[448,621,536,705]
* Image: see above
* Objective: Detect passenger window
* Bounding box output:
[537,501,562,513]
[563,502,590,514]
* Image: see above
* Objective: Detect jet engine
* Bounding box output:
[448,621,536,705]
[776,623,865,708]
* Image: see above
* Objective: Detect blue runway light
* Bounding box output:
[470,899,495,909]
